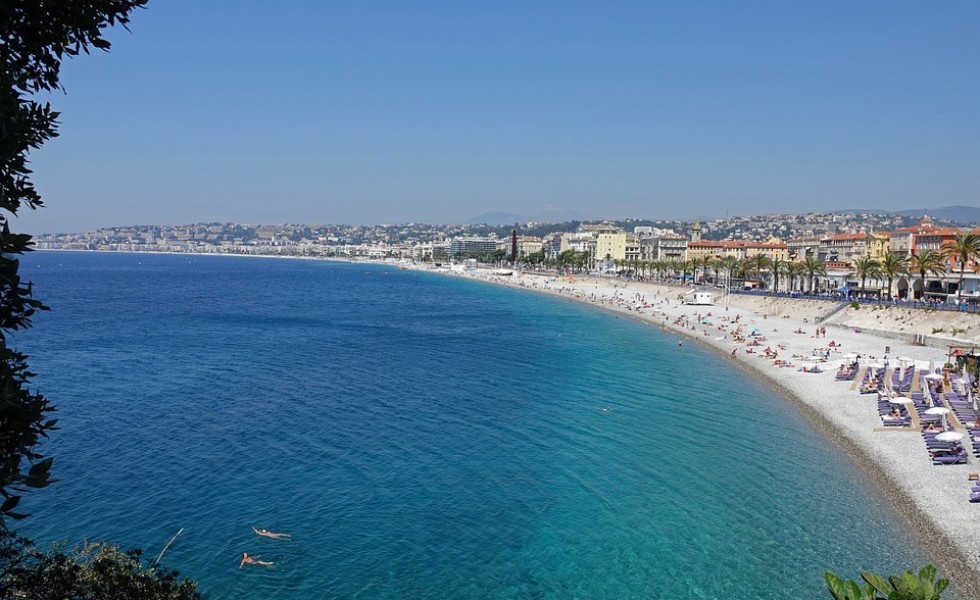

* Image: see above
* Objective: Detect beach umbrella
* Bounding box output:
[936,431,963,442]
[929,359,936,373]
[925,406,950,429]
[888,397,909,406]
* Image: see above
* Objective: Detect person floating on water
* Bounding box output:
[253,526,291,540]
[240,552,274,568]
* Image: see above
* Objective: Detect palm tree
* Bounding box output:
[697,255,713,285]
[682,259,696,285]
[909,250,945,300]
[719,256,740,291]
[802,256,826,293]
[941,233,980,302]
[849,256,880,296]
[745,253,772,288]
[878,252,909,300]
[746,254,771,290]
[769,257,786,293]
[784,261,804,293]
[735,257,755,290]
[709,258,722,288]
[650,260,665,283]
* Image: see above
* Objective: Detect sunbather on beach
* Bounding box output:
[253,526,291,540]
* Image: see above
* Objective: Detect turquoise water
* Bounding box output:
[18,251,927,598]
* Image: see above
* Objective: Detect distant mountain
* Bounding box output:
[891,205,980,226]
[770,205,980,227]
[464,209,594,226]
[463,211,529,226]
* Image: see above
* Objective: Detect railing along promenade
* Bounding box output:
[728,289,980,315]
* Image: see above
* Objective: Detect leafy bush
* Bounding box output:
[0,531,203,600]
[824,565,949,600]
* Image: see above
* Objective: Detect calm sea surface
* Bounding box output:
[18,251,928,599]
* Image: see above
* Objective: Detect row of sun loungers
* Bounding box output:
[889,368,915,392]
[946,392,979,427]
[922,431,968,465]
[837,362,979,501]
[877,394,911,427]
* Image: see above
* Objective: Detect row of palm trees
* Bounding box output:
[609,254,829,293]
[604,233,980,300]
[845,233,980,300]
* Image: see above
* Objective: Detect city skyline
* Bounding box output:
[21,1,980,234]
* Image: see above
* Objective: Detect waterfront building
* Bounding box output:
[515,236,544,259]
[687,239,788,263]
[867,232,890,261]
[595,231,627,262]
[786,236,821,261]
[449,236,503,257]
[639,233,687,262]
[818,233,872,263]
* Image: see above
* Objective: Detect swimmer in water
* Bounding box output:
[240,552,274,568]
[252,526,291,540]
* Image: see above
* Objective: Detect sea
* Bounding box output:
[16,251,930,599]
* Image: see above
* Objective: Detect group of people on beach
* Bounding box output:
[240,526,291,568]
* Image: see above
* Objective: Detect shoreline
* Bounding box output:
[417,265,980,596]
[32,250,980,592]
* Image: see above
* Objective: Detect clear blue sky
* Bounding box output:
[21,0,980,233]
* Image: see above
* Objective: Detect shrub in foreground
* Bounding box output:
[0,531,203,600]
[825,564,948,600]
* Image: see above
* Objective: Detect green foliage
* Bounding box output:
[0,2,205,597]
[0,0,148,525]
[850,300,860,310]
[825,565,949,600]
[942,233,980,301]
[0,530,203,599]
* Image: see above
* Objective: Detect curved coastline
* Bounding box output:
[418,265,980,596]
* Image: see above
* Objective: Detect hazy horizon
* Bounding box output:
[21,1,980,234]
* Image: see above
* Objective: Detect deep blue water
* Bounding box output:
[16,251,928,599]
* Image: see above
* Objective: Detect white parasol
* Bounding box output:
[936,431,963,442]
[925,406,951,429]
